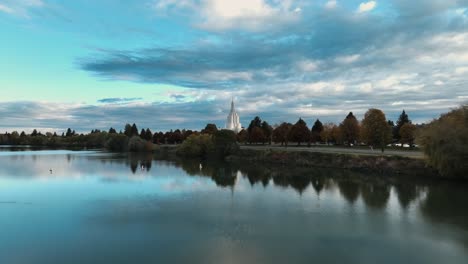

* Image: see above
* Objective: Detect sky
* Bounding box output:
[0,0,467,133]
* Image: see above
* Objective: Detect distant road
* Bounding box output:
[240,145,424,159]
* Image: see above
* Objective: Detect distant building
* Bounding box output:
[226,99,242,133]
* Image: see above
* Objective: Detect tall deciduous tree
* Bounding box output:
[289,118,310,146]
[340,112,360,146]
[273,122,292,146]
[399,123,416,147]
[361,108,392,152]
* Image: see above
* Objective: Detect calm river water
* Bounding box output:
[0,148,467,263]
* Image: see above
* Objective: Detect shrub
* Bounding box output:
[176,134,213,158]
[417,105,468,178]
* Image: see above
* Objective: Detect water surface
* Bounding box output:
[0,148,467,263]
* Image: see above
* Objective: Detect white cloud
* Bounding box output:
[325,0,337,9]
[359,83,373,93]
[358,1,376,13]
[455,67,468,75]
[297,60,319,72]
[153,0,300,31]
[335,54,360,64]
[0,0,44,17]
[0,4,14,14]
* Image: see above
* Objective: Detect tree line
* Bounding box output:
[0,108,416,152]
[236,109,417,153]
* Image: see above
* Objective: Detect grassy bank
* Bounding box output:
[225,148,438,177]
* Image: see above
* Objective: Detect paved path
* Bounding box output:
[240,145,424,159]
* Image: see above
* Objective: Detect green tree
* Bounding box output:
[65,128,73,137]
[201,123,218,135]
[213,129,238,157]
[261,121,273,144]
[361,108,392,152]
[289,118,310,146]
[131,123,139,137]
[340,112,360,146]
[417,105,468,178]
[311,119,324,143]
[176,134,214,158]
[108,127,117,134]
[124,124,132,137]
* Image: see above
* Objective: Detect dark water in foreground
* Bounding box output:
[0,148,467,264]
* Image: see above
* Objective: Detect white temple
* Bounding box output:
[226,99,242,133]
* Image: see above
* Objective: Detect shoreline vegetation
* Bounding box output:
[1,106,466,179]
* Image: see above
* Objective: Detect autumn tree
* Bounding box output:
[250,126,265,144]
[320,123,338,144]
[339,112,360,146]
[247,116,264,144]
[289,118,310,146]
[361,108,392,152]
[237,129,248,144]
[273,122,292,146]
[311,119,324,143]
[399,123,416,147]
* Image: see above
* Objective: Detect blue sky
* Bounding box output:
[0,0,467,132]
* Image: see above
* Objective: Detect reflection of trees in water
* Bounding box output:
[361,181,391,210]
[126,153,154,174]
[394,183,420,209]
[420,183,468,230]
[420,183,468,248]
[337,180,360,204]
[169,158,238,188]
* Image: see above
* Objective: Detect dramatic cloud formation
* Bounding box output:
[1,0,467,132]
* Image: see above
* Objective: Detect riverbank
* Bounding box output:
[152,144,438,177]
[225,148,438,177]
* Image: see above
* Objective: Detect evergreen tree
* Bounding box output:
[145,128,153,141]
[65,128,72,137]
[261,121,273,144]
[395,110,411,140]
[124,124,132,137]
[31,129,38,137]
[131,123,138,137]
[311,119,324,143]
[108,127,117,134]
